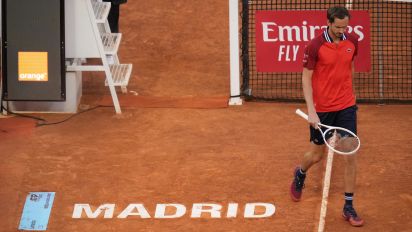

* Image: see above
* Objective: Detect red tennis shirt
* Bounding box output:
[303,29,358,112]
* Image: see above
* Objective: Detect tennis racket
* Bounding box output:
[295,109,360,155]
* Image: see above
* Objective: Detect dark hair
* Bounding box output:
[327,6,350,23]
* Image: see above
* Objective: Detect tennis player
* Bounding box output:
[290,6,364,227]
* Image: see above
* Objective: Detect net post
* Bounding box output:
[240,0,250,98]
[229,0,242,106]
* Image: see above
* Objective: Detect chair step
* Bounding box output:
[105,64,133,87]
[101,33,122,55]
[91,1,110,23]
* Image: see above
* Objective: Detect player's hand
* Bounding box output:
[308,111,320,129]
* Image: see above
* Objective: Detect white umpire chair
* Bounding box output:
[65,0,133,114]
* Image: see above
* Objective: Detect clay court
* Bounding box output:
[1,0,412,231]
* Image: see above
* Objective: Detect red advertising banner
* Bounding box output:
[255,10,371,72]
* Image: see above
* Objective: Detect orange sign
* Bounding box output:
[18,52,48,81]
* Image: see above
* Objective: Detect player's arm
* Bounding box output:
[302,67,320,128]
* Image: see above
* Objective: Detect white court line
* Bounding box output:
[317,138,336,232]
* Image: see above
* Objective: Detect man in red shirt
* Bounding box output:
[290,6,364,227]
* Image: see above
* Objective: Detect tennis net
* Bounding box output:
[241,0,412,103]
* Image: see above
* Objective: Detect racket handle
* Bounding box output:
[295,109,309,121]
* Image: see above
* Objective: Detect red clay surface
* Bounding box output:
[1,104,411,232]
[1,1,412,232]
[0,117,36,140]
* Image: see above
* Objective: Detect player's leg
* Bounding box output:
[301,143,326,171]
[290,142,325,202]
[344,154,357,193]
[336,106,358,193]
[336,105,364,226]
[290,111,331,202]
[302,109,336,171]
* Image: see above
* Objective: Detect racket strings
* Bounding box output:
[330,129,360,153]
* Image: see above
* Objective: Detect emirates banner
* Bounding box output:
[255,10,371,72]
